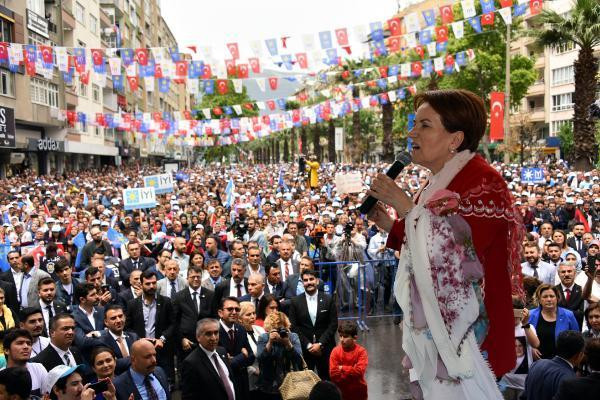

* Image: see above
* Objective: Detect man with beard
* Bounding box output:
[98,304,139,375]
[222,240,245,279]
[125,271,174,388]
[204,236,230,275]
[54,260,76,307]
[2,329,47,396]
[288,270,338,380]
[555,262,585,328]
[37,277,69,335]
[118,239,156,287]
[567,222,588,258]
[243,217,268,254]
[78,227,112,270]
[521,243,556,285]
[547,242,564,269]
[72,282,104,342]
[171,237,190,277]
[19,307,50,357]
[213,259,248,310]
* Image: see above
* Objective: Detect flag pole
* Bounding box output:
[504,21,511,163]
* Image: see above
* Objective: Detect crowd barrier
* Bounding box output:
[313,258,399,331]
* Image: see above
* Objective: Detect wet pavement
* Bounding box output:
[360,316,412,400]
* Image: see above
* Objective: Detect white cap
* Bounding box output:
[91,219,101,225]
[576,199,584,205]
[332,201,341,208]
[57,202,64,207]
[46,218,56,223]
[43,365,85,396]
[101,221,109,227]
[303,215,313,220]
[335,209,344,215]
[195,224,204,230]
[566,197,575,204]
[51,225,62,232]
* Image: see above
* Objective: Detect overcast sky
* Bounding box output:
[161,0,399,70]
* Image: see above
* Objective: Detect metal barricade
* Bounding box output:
[314,258,399,331]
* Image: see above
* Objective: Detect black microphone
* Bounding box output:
[359,152,412,215]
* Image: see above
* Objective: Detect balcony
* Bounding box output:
[100,0,125,17]
[65,89,78,107]
[62,5,76,31]
[530,107,545,122]
[534,55,545,69]
[528,80,545,96]
[100,8,112,29]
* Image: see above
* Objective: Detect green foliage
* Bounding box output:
[558,123,574,161]
[195,81,259,120]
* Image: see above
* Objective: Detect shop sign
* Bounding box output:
[28,138,65,152]
[27,9,49,39]
[0,106,15,148]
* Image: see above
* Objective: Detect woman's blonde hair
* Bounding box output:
[263,311,291,332]
[239,301,255,318]
[533,283,559,308]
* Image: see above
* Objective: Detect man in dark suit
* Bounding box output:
[277,241,299,281]
[555,262,585,328]
[72,282,105,343]
[288,270,338,380]
[212,259,249,312]
[554,338,600,398]
[282,258,324,310]
[181,318,238,400]
[521,330,585,400]
[98,304,139,375]
[118,239,156,287]
[54,260,76,307]
[114,339,170,400]
[37,277,69,335]
[566,222,588,258]
[84,265,118,307]
[117,269,143,311]
[218,297,255,400]
[239,273,266,309]
[126,270,175,386]
[1,251,43,310]
[32,313,86,372]
[173,265,214,361]
[264,264,286,299]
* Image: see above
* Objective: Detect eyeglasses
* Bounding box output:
[223,307,240,312]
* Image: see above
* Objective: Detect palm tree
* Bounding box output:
[535,0,600,170]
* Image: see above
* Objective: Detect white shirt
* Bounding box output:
[78,305,96,330]
[188,287,201,311]
[31,336,50,357]
[50,342,76,366]
[228,279,247,298]
[39,300,55,332]
[199,344,236,399]
[0,363,47,394]
[520,260,555,285]
[305,290,319,326]
[279,259,294,281]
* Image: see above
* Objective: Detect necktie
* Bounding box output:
[116,336,129,357]
[64,352,72,366]
[565,288,571,302]
[285,262,290,278]
[254,297,259,310]
[46,305,54,322]
[577,239,581,251]
[133,260,139,270]
[143,375,159,400]
[192,291,199,313]
[236,283,242,298]
[170,280,177,298]
[212,354,235,400]
[531,265,539,279]
[228,329,235,353]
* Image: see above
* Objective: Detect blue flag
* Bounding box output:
[107,228,126,248]
[278,168,284,188]
[203,80,215,95]
[468,17,483,33]
[265,38,278,56]
[419,29,432,44]
[0,242,10,272]
[422,9,436,26]
[83,192,89,207]
[513,3,528,16]
[319,31,333,49]
[480,0,496,14]
[369,22,384,41]
[113,75,124,91]
[224,178,235,208]
[73,232,87,269]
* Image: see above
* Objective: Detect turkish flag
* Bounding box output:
[135,48,149,66]
[154,64,163,78]
[440,5,454,24]
[244,103,254,111]
[225,59,236,76]
[415,45,425,59]
[295,53,308,69]
[80,70,90,84]
[575,208,591,232]
[407,85,417,95]
[237,63,249,78]
[436,26,449,42]
[216,79,228,95]
[226,42,240,59]
[127,76,139,91]
[335,28,349,46]
[202,64,212,79]
[0,42,8,60]
[183,110,192,120]
[481,12,495,25]
[213,107,223,116]
[268,77,278,90]
[175,61,188,77]
[411,62,422,76]
[489,91,505,141]
[153,112,162,122]
[388,37,401,53]
[25,60,36,76]
[262,115,270,125]
[91,48,104,66]
[387,17,401,36]
[96,113,105,126]
[266,100,276,110]
[445,54,455,66]
[40,45,54,64]
[379,66,388,78]
[499,0,513,7]
[529,0,542,15]
[248,57,261,73]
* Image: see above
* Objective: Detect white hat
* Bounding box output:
[43,365,85,396]
[335,209,344,215]
[195,224,204,230]
[172,205,180,210]
[46,218,56,223]
[566,198,575,204]
[68,207,77,213]
[57,202,64,207]
[91,219,101,225]
[303,215,313,220]
[51,225,62,232]
[332,201,341,208]
[576,199,584,205]
[101,221,109,227]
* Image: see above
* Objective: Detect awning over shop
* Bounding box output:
[65,141,118,156]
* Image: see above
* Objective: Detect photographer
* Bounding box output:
[256,311,303,398]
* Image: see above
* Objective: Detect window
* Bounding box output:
[26,0,45,16]
[552,65,574,86]
[94,126,101,136]
[78,81,87,97]
[550,120,572,135]
[105,127,115,139]
[30,77,59,107]
[0,70,15,97]
[92,84,101,103]
[28,31,51,47]
[552,92,574,111]
[89,14,98,35]
[0,18,12,42]
[553,42,575,55]
[75,2,85,26]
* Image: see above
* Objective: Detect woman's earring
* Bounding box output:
[449,148,456,154]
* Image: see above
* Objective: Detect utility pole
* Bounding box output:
[504,22,511,163]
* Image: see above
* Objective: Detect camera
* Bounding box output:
[587,255,597,276]
[233,216,248,240]
[278,328,288,338]
[344,221,355,238]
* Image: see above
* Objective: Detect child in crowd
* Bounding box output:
[329,320,368,400]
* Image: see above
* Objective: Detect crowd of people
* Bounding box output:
[0,145,599,399]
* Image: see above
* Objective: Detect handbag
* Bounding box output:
[279,356,321,400]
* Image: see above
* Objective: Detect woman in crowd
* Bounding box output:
[256,311,303,400]
[256,294,280,327]
[89,346,117,400]
[0,287,16,366]
[367,89,521,398]
[239,301,267,400]
[583,302,600,339]
[528,284,579,359]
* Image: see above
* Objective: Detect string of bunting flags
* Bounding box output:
[1,0,538,96]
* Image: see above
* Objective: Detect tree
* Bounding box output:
[558,122,574,162]
[534,0,600,171]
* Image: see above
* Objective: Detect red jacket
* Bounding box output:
[329,344,368,400]
[386,154,523,377]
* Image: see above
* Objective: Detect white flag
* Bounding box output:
[126,63,136,77]
[255,78,266,92]
[151,48,164,64]
[249,40,263,56]
[461,0,476,18]
[451,21,464,39]
[434,57,444,72]
[233,105,242,115]
[202,109,211,119]
[302,34,315,50]
[144,76,154,91]
[94,72,107,88]
[387,75,398,85]
[232,79,243,93]
[405,33,417,49]
[388,90,397,103]
[256,101,266,110]
[400,63,411,78]
[426,42,437,57]
[499,7,513,25]
[187,79,199,95]
[404,12,420,33]
[55,47,68,72]
[108,57,121,75]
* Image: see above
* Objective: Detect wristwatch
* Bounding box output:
[521,323,531,329]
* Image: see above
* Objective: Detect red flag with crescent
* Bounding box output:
[226,42,240,60]
[216,79,228,95]
[127,76,139,91]
[0,42,8,60]
[135,48,149,66]
[415,45,425,59]
[40,45,54,64]
[266,100,276,110]
[248,58,261,73]
[296,53,308,69]
[440,5,454,24]
[481,12,495,25]
[268,77,278,90]
[80,70,90,84]
[225,59,236,76]
[435,26,448,42]
[175,61,188,77]
[202,64,212,79]
[411,62,422,76]
[379,66,388,78]
[529,0,542,15]
[90,48,104,66]
[490,91,505,141]
[388,37,401,53]
[154,64,163,78]
[387,17,401,37]
[335,28,349,46]
[237,63,249,78]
